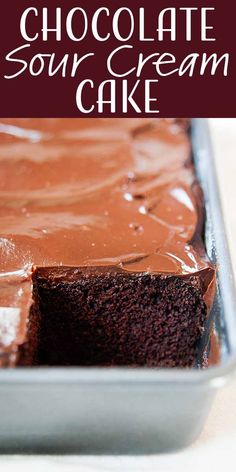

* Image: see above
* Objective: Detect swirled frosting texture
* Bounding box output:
[0,118,214,357]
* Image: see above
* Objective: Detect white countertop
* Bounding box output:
[1,119,236,472]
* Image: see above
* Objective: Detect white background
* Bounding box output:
[1,119,236,471]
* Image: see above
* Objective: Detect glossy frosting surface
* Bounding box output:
[0,118,214,355]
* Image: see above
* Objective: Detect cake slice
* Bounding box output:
[0,118,215,367]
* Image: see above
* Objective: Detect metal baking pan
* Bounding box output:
[0,118,235,454]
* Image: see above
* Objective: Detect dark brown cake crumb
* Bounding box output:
[19,268,207,368]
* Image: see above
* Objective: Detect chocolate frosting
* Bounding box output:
[0,118,215,359]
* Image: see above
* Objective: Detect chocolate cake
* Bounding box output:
[0,118,216,368]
